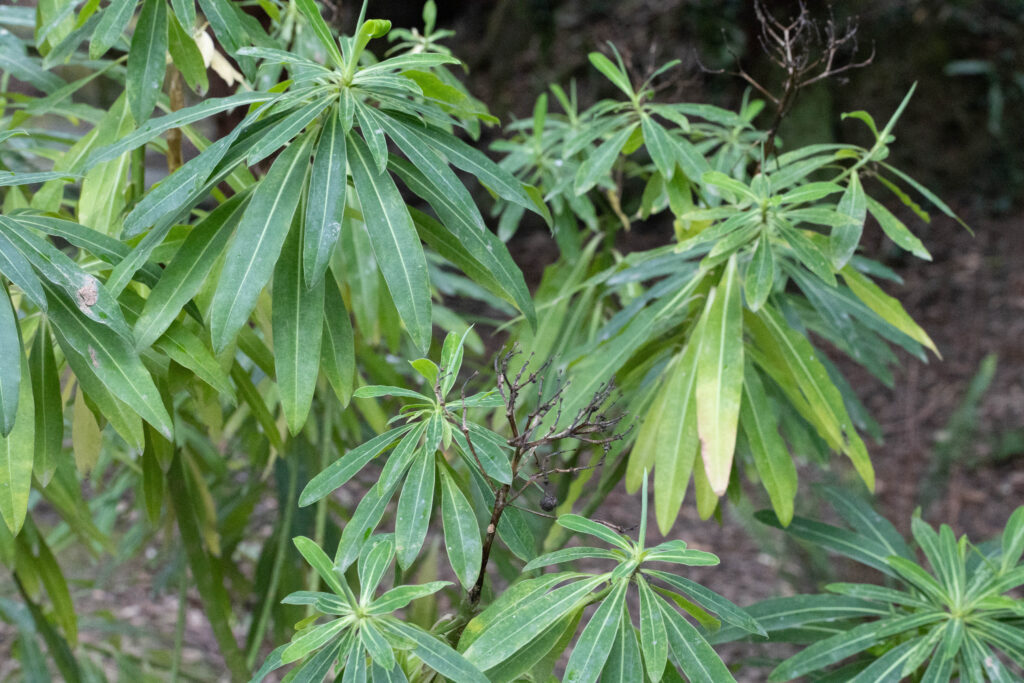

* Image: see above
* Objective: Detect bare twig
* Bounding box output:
[464,349,627,608]
[700,2,874,162]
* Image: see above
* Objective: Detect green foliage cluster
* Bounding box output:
[0,0,1021,681]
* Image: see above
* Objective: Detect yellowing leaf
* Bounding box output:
[72,384,101,475]
[696,255,744,496]
[841,265,940,358]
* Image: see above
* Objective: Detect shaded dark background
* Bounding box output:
[360,0,1024,213]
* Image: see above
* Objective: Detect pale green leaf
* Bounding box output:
[695,255,743,496]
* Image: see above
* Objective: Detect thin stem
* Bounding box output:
[166,65,185,173]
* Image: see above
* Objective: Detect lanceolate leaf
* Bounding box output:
[0,231,46,310]
[347,132,432,351]
[167,13,206,92]
[245,96,332,167]
[304,106,347,289]
[865,196,931,260]
[11,214,163,288]
[840,265,939,358]
[0,286,21,437]
[463,576,605,671]
[391,160,535,326]
[643,570,765,637]
[43,281,173,439]
[744,236,774,311]
[210,133,313,352]
[748,307,875,489]
[0,216,133,341]
[637,575,669,682]
[0,345,34,534]
[378,619,488,683]
[273,219,325,435]
[386,113,540,217]
[294,0,345,69]
[563,578,628,683]
[831,171,867,269]
[740,363,797,526]
[89,0,134,60]
[767,613,943,682]
[695,255,743,496]
[126,0,167,125]
[134,194,247,349]
[658,598,736,682]
[395,444,436,569]
[321,275,355,406]
[29,321,62,486]
[83,92,275,169]
[605,603,642,683]
[408,206,536,328]
[438,462,482,590]
[299,425,413,507]
[122,123,245,237]
[575,123,638,195]
[652,335,701,534]
[370,109,486,232]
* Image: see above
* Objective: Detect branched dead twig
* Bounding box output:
[462,347,627,608]
[699,1,874,162]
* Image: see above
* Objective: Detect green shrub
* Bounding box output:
[1,1,1014,681]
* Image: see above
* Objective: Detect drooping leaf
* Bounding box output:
[210,133,313,352]
[438,462,482,590]
[304,105,348,289]
[321,275,355,407]
[44,281,173,438]
[0,286,21,437]
[347,132,432,351]
[29,321,62,486]
[695,255,743,496]
[0,343,34,534]
[273,218,325,435]
[740,364,797,526]
[658,597,736,682]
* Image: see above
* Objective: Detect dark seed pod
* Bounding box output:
[540,493,558,512]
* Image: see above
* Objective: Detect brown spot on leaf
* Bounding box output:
[88,347,99,368]
[76,279,99,312]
